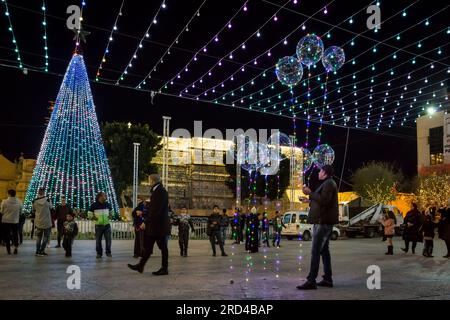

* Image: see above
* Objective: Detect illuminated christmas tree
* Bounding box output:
[24,54,119,215]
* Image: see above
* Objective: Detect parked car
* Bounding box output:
[280,211,341,241]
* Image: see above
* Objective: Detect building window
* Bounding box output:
[429,126,443,165]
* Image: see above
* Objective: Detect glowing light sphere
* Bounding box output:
[322,46,345,72]
[296,147,314,172]
[312,144,335,168]
[296,34,324,66]
[275,56,303,87]
[268,131,291,161]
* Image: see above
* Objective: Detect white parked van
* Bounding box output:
[280,211,341,241]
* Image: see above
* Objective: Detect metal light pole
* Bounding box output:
[162,116,171,191]
[132,142,140,209]
[289,135,296,210]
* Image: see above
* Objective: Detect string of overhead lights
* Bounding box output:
[1,0,23,69]
[41,0,49,71]
[95,0,125,81]
[177,0,294,97]
[115,0,167,85]
[136,0,208,89]
[158,0,250,92]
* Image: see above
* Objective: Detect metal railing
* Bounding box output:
[22,218,275,240]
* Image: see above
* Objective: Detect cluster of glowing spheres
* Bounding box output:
[296,34,324,67]
[275,56,303,87]
[322,46,345,72]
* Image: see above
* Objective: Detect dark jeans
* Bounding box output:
[36,227,51,253]
[220,227,227,246]
[262,229,270,247]
[423,239,433,256]
[307,224,333,283]
[2,223,19,253]
[134,230,144,257]
[273,229,282,247]
[56,219,65,246]
[30,220,35,239]
[63,236,74,256]
[178,229,189,255]
[404,240,417,252]
[139,234,169,270]
[209,231,225,254]
[18,216,26,244]
[95,224,112,256]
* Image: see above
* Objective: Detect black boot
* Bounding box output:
[385,245,393,255]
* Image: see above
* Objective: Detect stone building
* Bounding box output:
[0,153,36,202]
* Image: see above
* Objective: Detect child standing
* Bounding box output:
[420,213,438,257]
[380,211,396,255]
[63,213,78,257]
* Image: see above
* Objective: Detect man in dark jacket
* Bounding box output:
[401,203,423,254]
[54,196,73,248]
[219,208,229,246]
[297,165,339,290]
[128,174,170,275]
[207,205,227,257]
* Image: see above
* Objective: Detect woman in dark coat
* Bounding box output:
[438,203,450,258]
[401,203,423,254]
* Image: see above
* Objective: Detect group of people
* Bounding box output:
[380,202,450,258]
[230,208,286,252]
[0,188,78,257]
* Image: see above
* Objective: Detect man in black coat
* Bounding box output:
[207,205,227,257]
[401,203,423,254]
[297,165,339,290]
[128,174,170,275]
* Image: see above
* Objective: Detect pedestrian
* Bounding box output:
[62,212,78,257]
[0,189,22,255]
[379,210,396,255]
[232,208,241,244]
[438,200,450,258]
[272,211,285,247]
[132,197,147,258]
[245,207,259,253]
[54,196,73,248]
[297,165,339,290]
[32,187,53,256]
[88,191,113,259]
[18,209,26,245]
[219,208,229,246]
[401,203,423,254]
[207,205,227,257]
[239,210,246,244]
[128,174,170,275]
[174,206,195,257]
[261,211,271,248]
[420,211,438,258]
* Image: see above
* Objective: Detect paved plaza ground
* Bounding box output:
[0,237,449,300]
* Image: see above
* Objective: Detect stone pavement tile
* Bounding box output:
[0,238,449,300]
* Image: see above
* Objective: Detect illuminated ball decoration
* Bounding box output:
[312,144,335,168]
[268,131,292,161]
[275,56,303,87]
[322,46,345,72]
[297,147,314,172]
[296,34,324,67]
[236,137,259,172]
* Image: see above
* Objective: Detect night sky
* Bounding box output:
[1,0,448,188]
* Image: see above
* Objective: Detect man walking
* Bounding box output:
[219,208,229,246]
[1,189,22,255]
[33,188,53,256]
[297,165,339,290]
[128,174,170,275]
[54,196,73,248]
